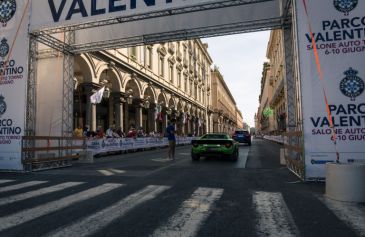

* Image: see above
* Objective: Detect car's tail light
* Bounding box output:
[192,142,199,147]
[225,143,232,148]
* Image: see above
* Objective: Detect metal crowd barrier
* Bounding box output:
[22,136,194,171]
[282,131,304,179]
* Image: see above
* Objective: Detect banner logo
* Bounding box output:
[0,38,9,58]
[334,0,358,15]
[0,95,6,116]
[0,0,16,27]
[339,67,364,101]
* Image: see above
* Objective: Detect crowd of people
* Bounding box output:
[73,125,166,139]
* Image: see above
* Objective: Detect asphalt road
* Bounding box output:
[0,139,364,237]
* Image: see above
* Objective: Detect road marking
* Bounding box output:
[151,158,172,163]
[144,159,186,177]
[0,181,48,193]
[235,147,249,168]
[253,191,299,237]
[46,185,170,237]
[0,183,123,232]
[109,168,125,174]
[151,187,224,237]
[0,182,84,206]
[0,179,14,184]
[98,169,114,176]
[320,197,365,236]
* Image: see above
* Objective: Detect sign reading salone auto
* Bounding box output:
[296,0,365,179]
[0,0,29,170]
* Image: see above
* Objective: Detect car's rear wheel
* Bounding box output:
[248,141,252,146]
[231,149,239,161]
[192,153,200,161]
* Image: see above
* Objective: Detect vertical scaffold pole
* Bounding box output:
[281,0,304,179]
[24,35,38,171]
[62,30,75,157]
[62,30,75,138]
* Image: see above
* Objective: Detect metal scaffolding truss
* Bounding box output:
[30,0,290,54]
[62,31,75,139]
[26,0,293,140]
[73,17,283,54]
[32,0,276,35]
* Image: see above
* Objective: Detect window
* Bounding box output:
[184,75,188,92]
[194,85,198,99]
[130,47,137,61]
[145,46,153,69]
[177,71,181,88]
[159,55,165,77]
[183,47,187,61]
[169,64,174,83]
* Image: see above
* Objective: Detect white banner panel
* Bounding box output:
[296,0,365,179]
[74,1,280,47]
[29,0,281,34]
[0,0,30,170]
[30,0,237,30]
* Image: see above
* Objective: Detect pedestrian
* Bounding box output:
[166,119,176,160]
[73,125,83,138]
[127,127,137,138]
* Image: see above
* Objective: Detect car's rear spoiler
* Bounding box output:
[191,140,233,145]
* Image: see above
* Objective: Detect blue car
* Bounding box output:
[232,130,251,146]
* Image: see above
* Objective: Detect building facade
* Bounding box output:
[210,67,243,134]
[257,62,276,134]
[37,40,213,137]
[266,30,287,133]
[74,40,212,135]
[257,29,302,135]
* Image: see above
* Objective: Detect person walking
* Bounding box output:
[166,120,176,160]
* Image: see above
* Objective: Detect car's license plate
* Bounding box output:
[206,147,217,152]
[238,134,243,137]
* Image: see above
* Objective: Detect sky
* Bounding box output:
[202,31,271,128]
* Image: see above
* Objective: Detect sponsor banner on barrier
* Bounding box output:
[295,0,365,179]
[86,137,193,154]
[0,0,30,170]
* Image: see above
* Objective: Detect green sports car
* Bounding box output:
[191,133,239,161]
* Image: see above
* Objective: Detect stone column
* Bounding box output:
[149,106,157,133]
[187,116,191,134]
[112,92,124,131]
[124,102,129,133]
[90,104,96,131]
[108,96,114,127]
[164,113,168,131]
[84,84,97,131]
[135,106,143,129]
